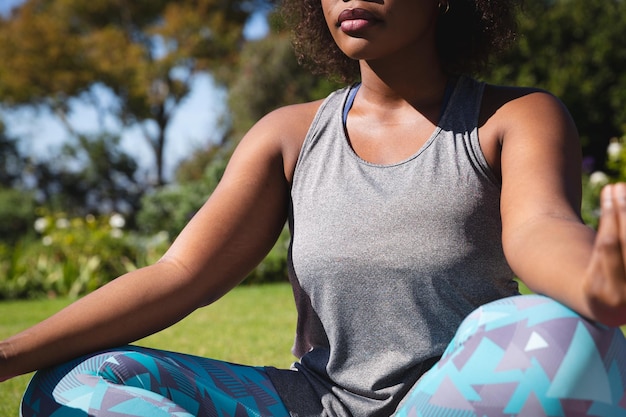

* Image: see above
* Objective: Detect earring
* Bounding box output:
[438,1,450,14]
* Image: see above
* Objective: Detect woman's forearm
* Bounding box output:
[504,215,598,318]
[0,260,207,380]
[505,184,626,327]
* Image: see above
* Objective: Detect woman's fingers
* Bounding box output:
[586,184,626,311]
[613,183,626,262]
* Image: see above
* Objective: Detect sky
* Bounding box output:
[0,0,270,182]
[0,0,21,15]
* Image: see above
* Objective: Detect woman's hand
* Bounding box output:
[583,183,626,326]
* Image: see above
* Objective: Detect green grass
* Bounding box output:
[0,283,297,417]
[2,280,623,416]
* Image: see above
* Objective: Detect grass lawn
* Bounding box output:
[1,280,624,416]
[0,283,297,417]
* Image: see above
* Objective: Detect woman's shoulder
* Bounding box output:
[243,98,327,183]
[480,82,569,121]
[262,99,326,131]
[476,81,578,179]
[479,82,575,139]
[481,81,546,108]
[259,86,349,135]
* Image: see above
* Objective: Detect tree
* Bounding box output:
[0,0,272,186]
[25,133,142,217]
[227,20,343,140]
[0,120,24,187]
[0,121,36,242]
[485,0,626,170]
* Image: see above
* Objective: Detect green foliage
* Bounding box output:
[0,211,169,300]
[227,29,343,139]
[174,141,231,184]
[0,120,24,186]
[0,188,36,243]
[136,181,211,238]
[485,0,626,168]
[581,173,605,229]
[580,132,626,229]
[137,145,229,237]
[606,136,626,182]
[30,133,143,217]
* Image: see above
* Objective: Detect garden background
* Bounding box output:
[1,0,626,414]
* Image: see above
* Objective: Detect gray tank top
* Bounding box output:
[267,76,518,417]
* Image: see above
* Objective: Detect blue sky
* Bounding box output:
[0,0,24,16]
[0,1,270,182]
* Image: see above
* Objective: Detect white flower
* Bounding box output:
[34,217,49,233]
[147,231,169,246]
[607,140,623,160]
[109,213,125,229]
[55,218,70,229]
[589,171,609,188]
[42,236,53,246]
[85,214,96,223]
[155,231,169,242]
[110,228,123,239]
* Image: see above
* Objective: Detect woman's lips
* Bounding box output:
[337,8,380,33]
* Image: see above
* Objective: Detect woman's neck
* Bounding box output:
[357,50,448,113]
[356,58,449,121]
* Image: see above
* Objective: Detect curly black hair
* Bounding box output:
[280,0,522,82]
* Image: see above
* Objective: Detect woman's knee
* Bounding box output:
[21,347,154,417]
[448,295,626,386]
[396,295,626,416]
[95,349,170,387]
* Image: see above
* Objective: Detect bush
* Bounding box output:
[0,205,290,300]
[581,133,626,229]
[136,182,210,239]
[243,227,290,285]
[136,158,227,238]
[0,211,169,300]
[0,188,36,243]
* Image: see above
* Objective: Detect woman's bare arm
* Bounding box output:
[0,102,318,381]
[495,89,626,326]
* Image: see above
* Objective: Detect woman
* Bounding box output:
[2,0,626,415]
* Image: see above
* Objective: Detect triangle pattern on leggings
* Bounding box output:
[547,322,611,403]
[429,377,474,410]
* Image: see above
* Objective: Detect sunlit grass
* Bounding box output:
[0,283,297,417]
[1,280,624,416]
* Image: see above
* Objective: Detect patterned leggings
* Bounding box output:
[21,295,626,417]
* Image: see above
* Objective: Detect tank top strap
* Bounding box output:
[342,78,458,127]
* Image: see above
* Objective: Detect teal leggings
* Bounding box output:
[21,347,289,417]
[21,295,626,416]
[396,294,626,416]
